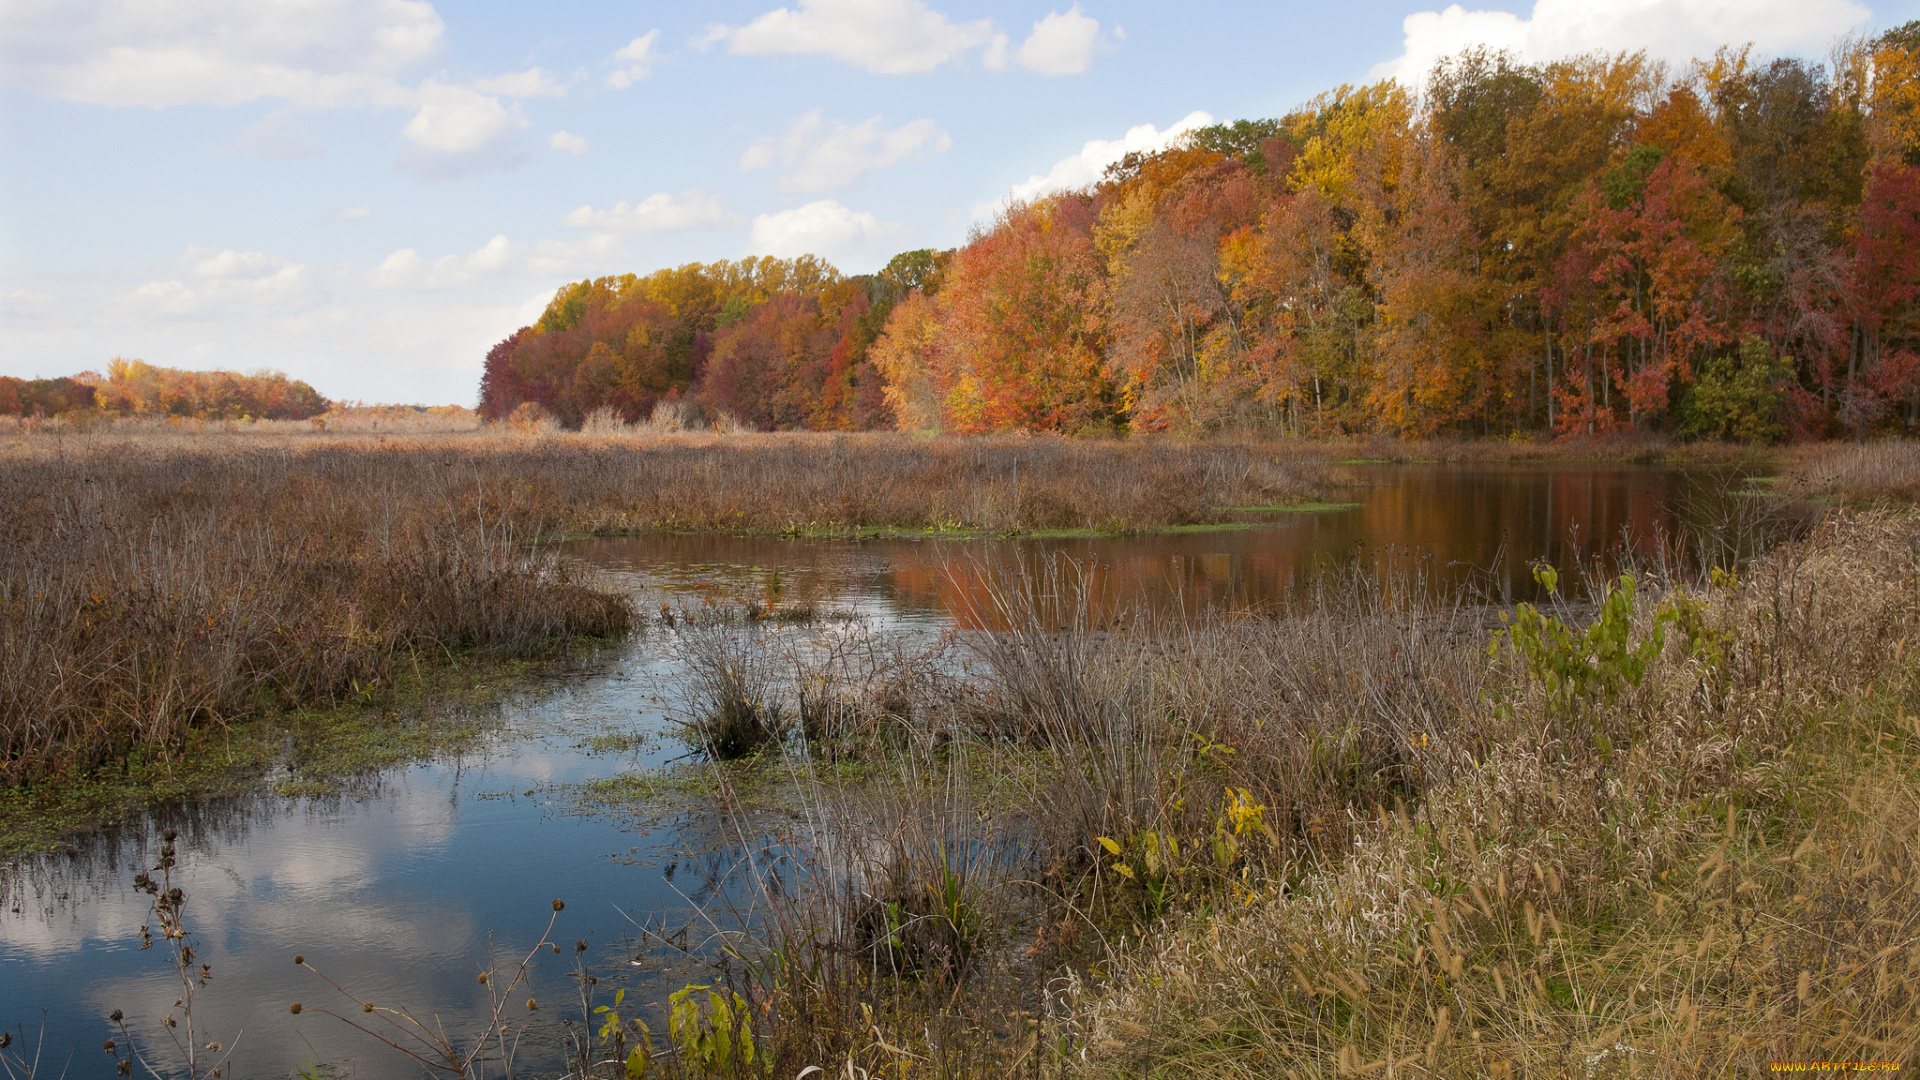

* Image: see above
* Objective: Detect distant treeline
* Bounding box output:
[478,253,942,430]
[0,359,329,421]
[485,28,1920,441]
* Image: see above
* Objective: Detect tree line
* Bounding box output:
[486,30,1920,441]
[0,359,329,421]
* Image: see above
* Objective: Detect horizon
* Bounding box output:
[5,0,1918,406]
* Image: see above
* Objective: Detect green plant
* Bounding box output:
[667,983,764,1076]
[592,988,655,1078]
[1496,566,1670,719]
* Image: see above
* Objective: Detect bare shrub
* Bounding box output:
[578,406,632,435]
[638,399,697,434]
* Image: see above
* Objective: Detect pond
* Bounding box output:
[0,464,1791,1077]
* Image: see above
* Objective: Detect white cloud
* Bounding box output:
[367,234,517,289]
[0,289,53,319]
[128,248,315,315]
[397,82,528,178]
[401,83,522,153]
[1015,5,1101,75]
[742,110,950,191]
[550,130,590,154]
[975,110,1213,217]
[0,0,562,181]
[749,199,910,268]
[473,67,566,97]
[559,190,744,234]
[225,109,324,159]
[191,249,298,279]
[1371,0,1871,85]
[606,30,661,88]
[702,0,998,74]
[982,32,1012,71]
[0,0,443,109]
[338,206,372,220]
[3,248,558,406]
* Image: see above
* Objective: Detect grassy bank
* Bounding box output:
[514,507,1919,1079]
[1072,512,1920,1077]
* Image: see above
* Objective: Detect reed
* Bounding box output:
[624,510,1918,1078]
[1784,440,1920,502]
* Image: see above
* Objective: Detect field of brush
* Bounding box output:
[3,424,1917,1078]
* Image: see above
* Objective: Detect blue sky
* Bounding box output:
[4,0,1917,405]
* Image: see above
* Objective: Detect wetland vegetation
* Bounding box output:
[2,426,1918,1079]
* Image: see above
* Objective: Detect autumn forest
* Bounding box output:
[479,31,1920,444]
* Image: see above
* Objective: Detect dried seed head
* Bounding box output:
[576,939,588,954]
[477,972,488,984]
[527,999,538,1010]
[109,1010,123,1023]
[363,1002,374,1013]
[289,1003,302,1015]
[293,955,304,965]
[552,898,564,911]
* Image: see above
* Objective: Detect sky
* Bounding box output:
[4,0,1918,405]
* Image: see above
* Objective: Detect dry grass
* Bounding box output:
[0,427,1328,533]
[0,436,630,786]
[1071,511,1920,1078]
[1783,441,1920,503]
[0,427,1326,788]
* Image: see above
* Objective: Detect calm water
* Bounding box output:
[0,465,1783,1077]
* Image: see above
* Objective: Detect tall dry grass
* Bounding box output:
[1071,510,1920,1078]
[0,428,1322,787]
[3,427,1326,532]
[0,437,630,786]
[1784,440,1920,502]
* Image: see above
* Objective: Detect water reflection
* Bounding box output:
[574,464,1780,623]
